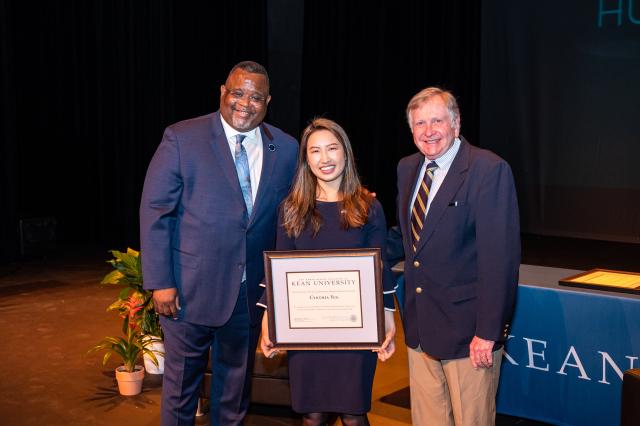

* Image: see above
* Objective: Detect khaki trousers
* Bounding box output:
[408,347,503,426]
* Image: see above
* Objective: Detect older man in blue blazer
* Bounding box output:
[388,87,520,426]
[140,61,298,425]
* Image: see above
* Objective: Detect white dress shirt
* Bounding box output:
[409,137,461,220]
[220,116,264,203]
[220,116,264,282]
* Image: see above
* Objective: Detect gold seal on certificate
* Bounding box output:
[263,248,384,350]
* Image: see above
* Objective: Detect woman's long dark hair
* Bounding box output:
[282,118,373,238]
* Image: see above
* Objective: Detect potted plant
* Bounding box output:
[87,296,160,395]
[101,248,165,374]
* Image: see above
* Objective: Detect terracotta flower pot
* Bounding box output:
[143,336,165,374]
[115,365,145,396]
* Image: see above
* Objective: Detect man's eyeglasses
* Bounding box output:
[225,87,267,104]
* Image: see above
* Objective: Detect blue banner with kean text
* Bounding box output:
[497,285,640,425]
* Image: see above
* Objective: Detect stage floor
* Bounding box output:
[6,232,635,424]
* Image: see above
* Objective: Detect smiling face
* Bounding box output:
[410,95,460,160]
[219,68,271,132]
[306,129,346,190]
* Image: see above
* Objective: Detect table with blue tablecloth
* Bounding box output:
[499,264,640,425]
[393,263,640,426]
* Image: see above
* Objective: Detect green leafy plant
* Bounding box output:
[87,327,159,373]
[101,248,162,338]
[88,290,161,372]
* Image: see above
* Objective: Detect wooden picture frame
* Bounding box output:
[263,248,385,350]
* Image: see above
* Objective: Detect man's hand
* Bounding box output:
[469,335,495,369]
[152,288,180,319]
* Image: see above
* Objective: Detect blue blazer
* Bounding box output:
[390,138,520,360]
[140,111,298,327]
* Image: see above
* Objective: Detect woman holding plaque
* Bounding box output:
[258,118,397,426]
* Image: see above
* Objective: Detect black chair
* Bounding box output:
[621,368,640,426]
[198,341,291,415]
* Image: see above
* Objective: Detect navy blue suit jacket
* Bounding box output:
[140,111,298,327]
[390,138,520,360]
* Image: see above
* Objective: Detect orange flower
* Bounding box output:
[120,293,144,330]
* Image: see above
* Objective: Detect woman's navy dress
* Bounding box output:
[274,199,395,414]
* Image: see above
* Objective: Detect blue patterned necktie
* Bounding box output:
[234,134,253,216]
[410,161,438,252]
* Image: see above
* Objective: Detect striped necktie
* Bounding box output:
[234,134,253,216]
[410,161,438,252]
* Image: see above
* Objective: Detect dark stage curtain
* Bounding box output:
[481,0,640,243]
[1,0,19,261]
[298,1,481,223]
[5,1,636,262]
[0,0,268,260]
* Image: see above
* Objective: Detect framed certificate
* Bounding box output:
[559,268,640,294]
[263,248,385,350]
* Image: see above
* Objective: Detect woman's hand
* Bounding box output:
[375,310,396,361]
[260,312,280,358]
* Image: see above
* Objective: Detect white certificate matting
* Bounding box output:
[286,270,363,329]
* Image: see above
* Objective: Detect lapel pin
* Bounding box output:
[268,144,276,152]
